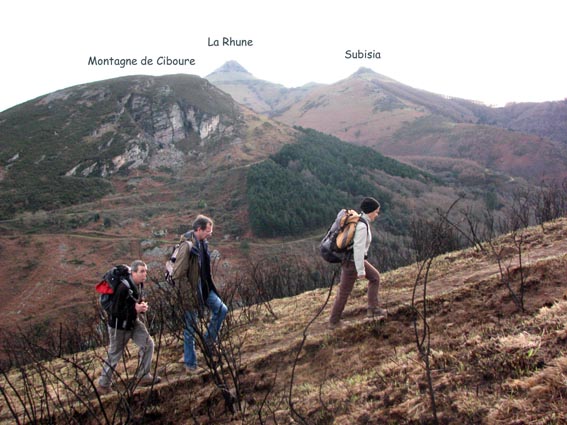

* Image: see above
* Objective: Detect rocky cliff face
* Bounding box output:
[57,77,242,178]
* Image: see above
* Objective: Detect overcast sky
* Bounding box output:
[1,0,565,112]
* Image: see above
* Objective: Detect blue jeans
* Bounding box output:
[183,291,228,368]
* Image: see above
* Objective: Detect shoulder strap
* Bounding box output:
[357,216,370,241]
[120,277,131,290]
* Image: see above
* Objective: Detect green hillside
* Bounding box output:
[247,128,434,237]
[0,96,116,218]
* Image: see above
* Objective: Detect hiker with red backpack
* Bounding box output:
[96,260,161,395]
[328,197,386,329]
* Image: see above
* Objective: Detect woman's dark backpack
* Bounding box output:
[320,209,368,263]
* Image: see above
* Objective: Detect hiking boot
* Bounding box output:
[139,374,162,386]
[367,307,388,318]
[97,384,113,395]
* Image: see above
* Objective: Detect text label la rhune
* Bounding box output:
[208,37,254,47]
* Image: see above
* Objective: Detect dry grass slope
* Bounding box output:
[2,219,567,423]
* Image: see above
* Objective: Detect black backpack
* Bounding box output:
[320,209,368,263]
[95,265,132,314]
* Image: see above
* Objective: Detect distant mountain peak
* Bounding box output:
[207,61,256,82]
[353,67,375,75]
[215,60,251,74]
[349,67,398,84]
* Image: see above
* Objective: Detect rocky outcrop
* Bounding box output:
[111,142,149,170]
[64,78,241,178]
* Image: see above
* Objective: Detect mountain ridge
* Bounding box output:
[207,61,567,184]
[206,62,323,115]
